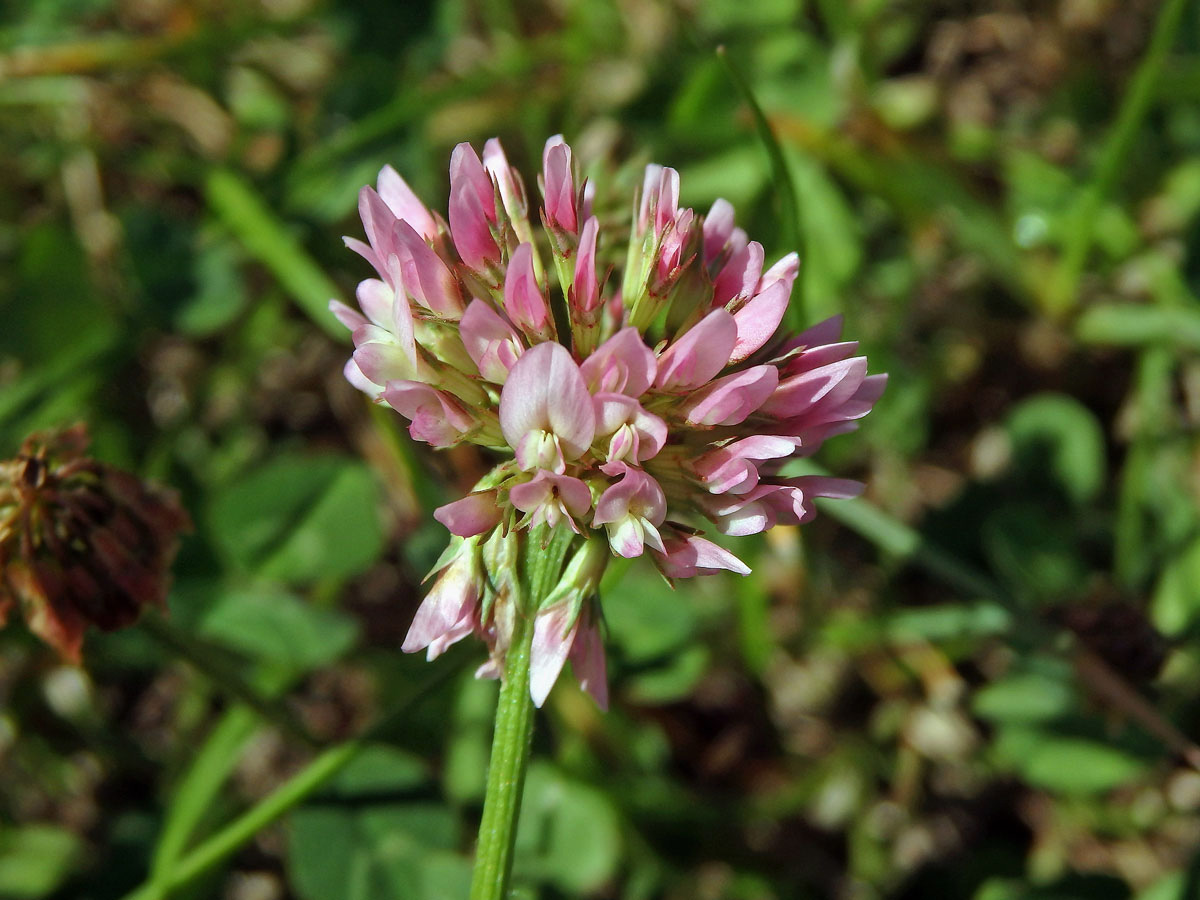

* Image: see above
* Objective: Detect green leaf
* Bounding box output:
[1076,303,1200,351]
[205,169,345,338]
[287,745,460,900]
[602,564,697,662]
[0,825,83,899]
[1152,535,1200,635]
[972,659,1078,724]
[330,746,430,797]
[982,504,1088,603]
[625,645,710,705]
[790,152,862,322]
[1005,393,1107,505]
[992,727,1149,795]
[199,586,358,673]
[716,45,802,317]
[513,762,623,894]
[174,234,248,336]
[208,454,384,583]
[150,706,260,887]
[289,803,467,900]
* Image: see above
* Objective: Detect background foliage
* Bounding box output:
[3,0,1200,898]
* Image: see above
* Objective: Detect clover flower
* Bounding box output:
[333,137,884,708]
[0,425,191,661]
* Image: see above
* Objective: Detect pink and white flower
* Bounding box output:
[333,136,883,708]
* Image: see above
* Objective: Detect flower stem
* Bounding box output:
[470,526,573,900]
[469,609,536,900]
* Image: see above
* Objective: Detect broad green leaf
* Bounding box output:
[603,564,697,663]
[288,748,462,900]
[2,223,115,363]
[972,659,1078,724]
[1152,535,1200,635]
[199,587,358,673]
[625,645,710,705]
[289,805,466,900]
[790,151,862,322]
[442,677,496,804]
[0,825,82,898]
[331,746,429,796]
[982,504,1088,603]
[992,727,1149,795]
[174,234,248,336]
[208,454,384,583]
[1005,393,1107,505]
[514,762,622,894]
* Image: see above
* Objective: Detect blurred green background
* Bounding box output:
[4,0,1200,898]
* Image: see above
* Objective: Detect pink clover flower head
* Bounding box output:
[332,137,883,709]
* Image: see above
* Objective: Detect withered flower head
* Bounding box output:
[0,424,191,662]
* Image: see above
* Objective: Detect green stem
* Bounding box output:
[470,526,574,900]
[118,654,466,900]
[123,740,361,900]
[468,610,537,900]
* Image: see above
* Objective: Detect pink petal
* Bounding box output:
[580,327,657,397]
[761,356,868,419]
[402,547,479,653]
[509,471,592,518]
[503,243,549,336]
[352,340,416,386]
[355,278,394,328]
[459,298,525,384]
[839,373,887,420]
[344,235,381,277]
[657,208,694,277]
[382,381,475,448]
[680,365,779,427]
[329,299,366,331]
[781,314,845,354]
[483,138,527,223]
[654,533,751,578]
[702,198,736,263]
[358,185,399,261]
[729,279,792,363]
[758,252,799,294]
[500,341,596,464]
[592,393,668,461]
[593,465,666,527]
[434,492,503,537]
[778,474,863,506]
[655,309,737,392]
[342,357,382,398]
[639,165,679,236]
[530,603,577,707]
[377,164,437,241]
[691,435,799,494]
[542,135,577,233]
[713,240,764,307]
[782,341,861,376]
[394,221,463,318]
[569,613,608,710]
[448,143,499,269]
[571,216,600,314]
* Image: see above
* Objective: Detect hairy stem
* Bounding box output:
[470,525,574,900]
[468,609,537,900]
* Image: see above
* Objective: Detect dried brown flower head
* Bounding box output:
[0,424,191,662]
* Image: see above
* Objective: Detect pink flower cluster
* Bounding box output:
[333,136,883,709]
